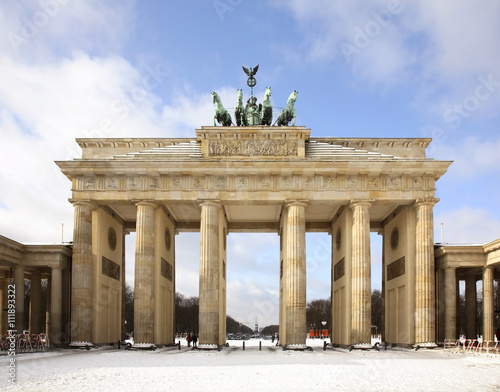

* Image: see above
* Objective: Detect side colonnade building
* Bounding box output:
[0,236,71,345]
[2,125,499,348]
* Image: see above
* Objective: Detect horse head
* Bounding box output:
[237,89,243,103]
[288,90,298,104]
[212,91,220,104]
[264,86,272,99]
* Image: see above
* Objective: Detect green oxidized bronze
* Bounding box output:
[211,66,297,126]
[212,91,232,126]
[275,90,298,126]
[235,89,248,126]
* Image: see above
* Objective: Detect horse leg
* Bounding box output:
[224,112,232,126]
[276,111,283,126]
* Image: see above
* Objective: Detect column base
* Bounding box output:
[196,344,220,351]
[131,343,157,351]
[349,343,374,351]
[68,341,94,350]
[413,342,438,350]
[283,344,313,351]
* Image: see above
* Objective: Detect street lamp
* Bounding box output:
[321,321,327,339]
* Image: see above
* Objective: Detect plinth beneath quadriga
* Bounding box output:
[57,126,451,347]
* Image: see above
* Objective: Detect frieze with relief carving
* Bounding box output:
[208,140,297,157]
[76,173,434,194]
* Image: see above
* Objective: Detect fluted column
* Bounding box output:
[50,267,63,345]
[465,274,477,338]
[30,271,42,334]
[350,201,372,345]
[482,267,494,341]
[14,265,24,333]
[284,201,307,346]
[199,201,221,345]
[1,279,8,334]
[45,277,51,336]
[134,201,157,344]
[444,267,457,340]
[70,201,94,343]
[414,199,437,346]
[121,230,128,342]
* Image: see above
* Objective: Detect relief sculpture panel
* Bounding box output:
[208,140,297,156]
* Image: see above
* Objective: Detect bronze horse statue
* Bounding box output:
[260,87,273,126]
[212,91,232,126]
[235,89,248,126]
[276,90,298,126]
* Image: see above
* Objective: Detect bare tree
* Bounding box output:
[371,289,382,334]
[306,298,331,335]
[175,293,199,334]
[124,284,134,333]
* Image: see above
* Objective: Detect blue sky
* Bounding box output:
[1,0,500,327]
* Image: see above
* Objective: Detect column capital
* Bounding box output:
[349,200,373,209]
[284,200,309,209]
[134,200,157,209]
[413,198,439,208]
[198,200,221,209]
[70,199,96,209]
[51,266,64,271]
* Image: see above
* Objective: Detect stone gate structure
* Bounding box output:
[55,125,457,348]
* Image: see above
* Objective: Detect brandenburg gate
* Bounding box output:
[57,124,451,348]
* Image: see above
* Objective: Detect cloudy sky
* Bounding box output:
[1,0,500,328]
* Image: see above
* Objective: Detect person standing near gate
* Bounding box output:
[192,334,198,347]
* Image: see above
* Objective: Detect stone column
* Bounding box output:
[497,279,500,324]
[199,201,221,346]
[50,267,63,345]
[380,230,386,343]
[482,267,494,341]
[71,201,94,343]
[497,280,500,311]
[134,201,157,344]
[444,267,457,340]
[30,271,42,334]
[414,199,437,346]
[1,279,8,334]
[121,230,128,342]
[350,201,372,345]
[464,274,477,338]
[14,265,24,333]
[284,201,307,346]
[46,277,51,336]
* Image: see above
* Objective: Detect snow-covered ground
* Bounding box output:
[2,338,500,391]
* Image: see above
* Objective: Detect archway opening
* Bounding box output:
[226,232,279,335]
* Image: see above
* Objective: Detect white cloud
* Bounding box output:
[227,277,279,327]
[412,1,500,79]
[1,0,136,61]
[0,52,230,244]
[435,206,500,244]
[273,0,414,80]
[275,0,500,121]
[431,136,500,180]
